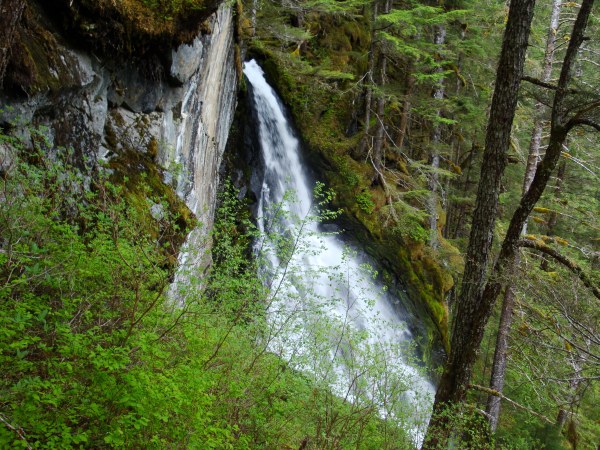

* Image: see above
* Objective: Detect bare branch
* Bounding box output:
[468,384,554,425]
[0,413,32,450]
[521,75,578,94]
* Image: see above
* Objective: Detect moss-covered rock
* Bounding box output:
[3,0,224,96]
[38,0,221,64]
[105,117,196,268]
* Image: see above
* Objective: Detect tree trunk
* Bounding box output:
[422,0,537,446]
[429,24,446,250]
[372,0,390,184]
[395,65,414,152]
[556,358,582,431]
[0,0,26,88]
[541,158,566,270]
[485,0,561,431]
[443,22,467,241]
[432,0,594,442]
[522,0,560,199]
[373,51,387,175]
[359,1,380,157]
[478,0,593,322]
[485,273,517,432]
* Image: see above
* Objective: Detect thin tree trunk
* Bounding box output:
[485,0,561,431]
[0,0,26,88]
[485,262,517,432]
[443,23,466,241]
[363,42,376,138]
[541,158,566,270]
[556,358,582,430]
[546,158,566,234]
[360,1,380,157]
[373,51,387,175]
[395,65,414,152]
[429,24,446,250]
[522,0,560,198]
[447,143,478,239]
[372,0,390,185]
[423,0,538,442]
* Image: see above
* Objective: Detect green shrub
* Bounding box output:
[356,189,375,214]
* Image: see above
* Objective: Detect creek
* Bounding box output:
[243,59,435,445]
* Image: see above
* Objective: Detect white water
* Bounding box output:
[244,59,435,445]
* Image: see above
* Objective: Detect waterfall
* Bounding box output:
[244,59,435,445]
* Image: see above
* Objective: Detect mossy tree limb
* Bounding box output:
[518,239,600,300]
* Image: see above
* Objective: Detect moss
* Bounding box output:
[107,138,195,268]
[4,4,81,95]
[323,168,451,350]
[5,0,224,96]
[147,137,159,159]
[33,0,222,75]
[234,43,243,82]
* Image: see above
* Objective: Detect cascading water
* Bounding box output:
[244,59,435,445]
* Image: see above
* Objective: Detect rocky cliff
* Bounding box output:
[0,0,238,264]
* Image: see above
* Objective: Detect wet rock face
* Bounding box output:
[0,3,238,232]
[170,36,205,85]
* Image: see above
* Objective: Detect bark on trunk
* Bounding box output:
[485,0,561,431]
[522,0,560,199]
[443,23,466,241]
[546,158,566,234]
[373,51,387,175]
[556,359,582,430]
[485,266,517,432]
[541,158,566,270]
[423,0,538,443]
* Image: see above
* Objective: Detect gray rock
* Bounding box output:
[1,3,238,286]
[170,36,204,84]
[150,202,165,221]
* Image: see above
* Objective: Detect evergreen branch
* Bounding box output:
[518,239,600,300]
[467,384,554,425]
